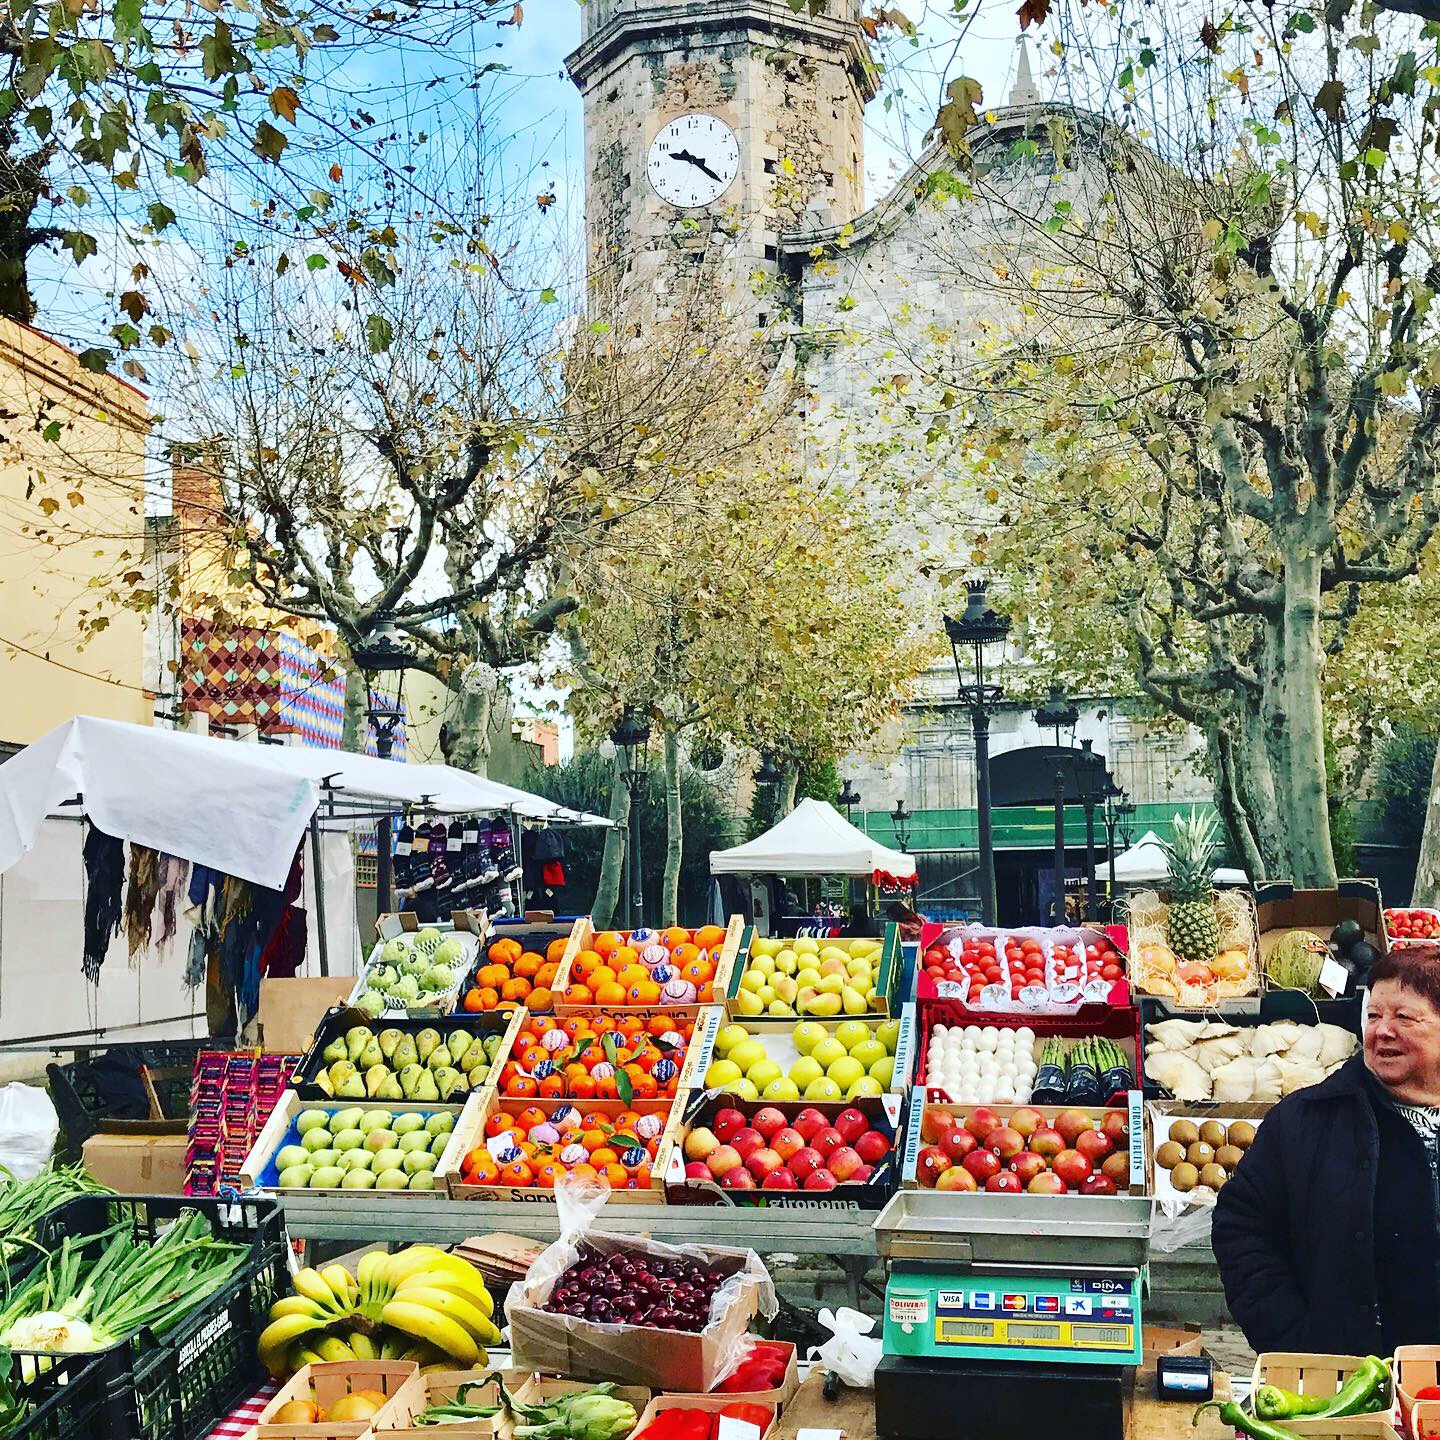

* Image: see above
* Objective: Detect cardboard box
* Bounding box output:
[670,1337,798,1410]
[1142,1325,1203,1362]
[724,925,900,1021]
[81,1131,188,1193]
[553,918,744,1016]
[507,1236,763,1392]
[255,1361,419,1438]
[1146,1103,1268,1207]
[1250,1355,1390,1422]
[1253,881,1388,963]
[258,977,358,1054]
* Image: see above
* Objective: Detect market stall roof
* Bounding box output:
[0,715,607,890]
[1095,829,1249,885]
[709,797,918,878]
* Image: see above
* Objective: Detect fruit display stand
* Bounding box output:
[723,926,901,1021]
[552,919,745,1016]
[914,923,1128,1010]
[351,918,484,1019]
[1127,882,1262,1009]
[1145,1103,1266,1211]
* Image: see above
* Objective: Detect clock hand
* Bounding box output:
[672,148,723,183]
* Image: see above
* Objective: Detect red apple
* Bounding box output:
[762,1167,798,1191]
[791,1108,828,1142]
[730,1128,765,1161]
[915,1146,952,1188]
[1009,1107,1044,1138]
[1052,1149,1092,1189]
[921,1108,957,1145]
[986,1170,1023,1193]
[987,1126,1025,1160]
[1075,1129,1113,1164]
[772,1127,806,1162]
[935,1164,978,1191]
[751,1107,788,1140]
[685,1161,713,1181]
[940,1127,977,1164]
[1102,1151,1131,1186]
[828,1146,864,1182]
[1029,1127,1064,1159]
[812,1126,845,1158]
[834,1108,869,1146]
[1080,1174,1118,1196]
[790,1146,826,1182]
[803,1169,839,1191]
[963,1148,1002,1183]
[713,1108,747,1141]
[1101,1110,1129,1147]
[1027,1171,1066,1194]
[851,1163,874,1183]
[1009,1152,1047,1185]
[707,1145,743,1177]
[746,1147,785,1179]
[720,1166,756,1190]
[1055,1109,1092,1146]
[684,1127,720,1162]
[854,1130,891,1165]
[965,1107,1001,1142]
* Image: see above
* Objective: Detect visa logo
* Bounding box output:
[1002,1294,1027,1312]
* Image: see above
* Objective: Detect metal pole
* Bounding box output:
[375,729,393,918]
[309,814,330,977]
[1052,764,1066,924]
[1104,810,1117,911]
[973,705,997,926]
[1084,801,1098,921]
[631,777,645,928]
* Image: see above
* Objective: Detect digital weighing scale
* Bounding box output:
[873,1190,1153,1440]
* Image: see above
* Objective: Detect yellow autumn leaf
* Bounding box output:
[1378,369,1407,397]
[1388,219,1409,243]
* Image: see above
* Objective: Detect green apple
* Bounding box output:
[788,1056,824,1089]
[761,1076,801,1102]
[875,1019,901,1055]
[810,1038,847,1069]
[727,1040,767,1073]
[804,1076,843,1102]
[727,1078,760,1101]
[792,1021,827,1055]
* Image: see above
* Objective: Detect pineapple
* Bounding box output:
[1160,809,1221,966]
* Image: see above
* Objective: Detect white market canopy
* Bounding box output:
[0,715,608,891]
[1095,829,1248,886]
[710,797,917,879]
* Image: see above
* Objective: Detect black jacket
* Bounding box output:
[1212,1054,1440,1355]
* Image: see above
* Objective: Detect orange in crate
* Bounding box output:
[461,933,559,1014]
[557,925,720,1007]
[496,1012,694,1102]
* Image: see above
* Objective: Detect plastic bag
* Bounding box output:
[506,1174,778,1392]
[0,1084,58,1180]
[806,1307,883,1388]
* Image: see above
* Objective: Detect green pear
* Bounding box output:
[426,1042,454,1072]
[327,1061,357,1089]
[322,1036,348,1065]
[365,1065,391,1098]
[408,1171,436,1191]
[332,1108,365,1132]
[466,1062,491,1088]
[392,1036,419,1070]
[278,1164,313,1189]
[359,1039,385,1071]
[429,1130,452,1158]
[415,1028,441,1063]
[309,1166,345,1189]
[341,1169,377,1189]
[483,1034,505,1061]
[377,1076,404,1101]
[345,1026,375,1063]
[435,1067,466,1101]
[392,1113,425,1135]
[375,1169,409,1190]
[448,1027,472,1055]
[359,1110,392,1131]
[371,1147,406,1173]
[338,1150,373,1172]
[313,1070,335,1097]
[403,1149,438,1175]
[425,1112,455,1137]
[398,1065,423,1098]
[398,1130,431,1154]
[307,1148,339,1169]
[337,1073,366,1099]
[333,1128,365,1152]
[276,1144,311,1172]
[364,1128,399,1154]
[459,1042,488,1075]
[413,1070,440,1102]
[301,1127,334,1153]
[378,1028,405,1061]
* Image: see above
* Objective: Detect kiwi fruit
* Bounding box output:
[1169,1119,1200,1147]
[1215,1144,1244,1172]
[1170,1161,1199,1192]
[1155,1140,1185,1170]
[1227,1121,1257,1150]
[1199,1163,1229,1191]
[1199,1120,1227,1149]
[1186,1141,1215,1167]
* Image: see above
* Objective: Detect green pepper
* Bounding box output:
[1315,1357,1391,1419]
[1254,1385,1336,1420]
[1193,1401,1302,1440]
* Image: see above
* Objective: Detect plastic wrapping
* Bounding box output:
[505,1176,777,1393]
[0,1084,58,1180]
[806,1307,883,1388]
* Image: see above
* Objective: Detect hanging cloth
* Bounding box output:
[124,844,162,964]
[154,854,188,951]
[183,865,223,990]
[81,825,125,984]
[257,847,305,981]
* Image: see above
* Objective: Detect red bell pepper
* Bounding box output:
[633,1410,714,1440]
[713,1342,790,1393]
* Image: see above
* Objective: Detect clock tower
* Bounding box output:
[566,1,875,298]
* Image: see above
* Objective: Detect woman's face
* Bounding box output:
[1366,978,1440,1096]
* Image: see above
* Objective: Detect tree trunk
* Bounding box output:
[778,761,799,816]
[591,752,628,927]
[342,667,368,752]
[1271,553,1338,886]
[440,682,493,776]
[661,731,683,926]
[1211,727,1267,881]
[1413,740,1440,905]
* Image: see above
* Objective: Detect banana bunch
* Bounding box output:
[258,1247,501,1379]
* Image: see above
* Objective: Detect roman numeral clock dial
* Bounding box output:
[647,112,740,209]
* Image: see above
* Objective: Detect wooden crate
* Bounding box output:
[553,918,744,1016]
[254,1361,419,1438]
[623,1393,777,1440]
[1250,1355,1389,1421]
[1394,1344,1440,1430]
[371,1369,527,1440]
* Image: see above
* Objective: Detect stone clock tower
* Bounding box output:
[566,1,876,296]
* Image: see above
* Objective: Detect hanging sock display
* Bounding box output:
[81,825,125,984]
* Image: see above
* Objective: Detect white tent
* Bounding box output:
[0,715,608,890]
[710,797,917,879]
[1095,829,1248,886]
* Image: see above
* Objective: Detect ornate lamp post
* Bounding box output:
[351,624,413,917]
[610,709,651,929]
[1076,738,1108,920]
[1102,779,1125,905]
[890,800,912,853]
[1033,683,1079,923]
[837,779,861,824]
[944,580,1011,926]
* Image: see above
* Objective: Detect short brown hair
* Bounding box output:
[1370,945,1440,1012]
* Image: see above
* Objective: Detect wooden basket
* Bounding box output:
[1411,1400,1440,1440]
[624,1394,777,1440]
[1281,1422,1402,1438]
[1395,1345,1440,1429]
[1250,1354,1389,1421]
[370,1369,525,1440]
[254,1361,419,1438]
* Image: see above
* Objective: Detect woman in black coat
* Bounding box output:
[1212,946,1440,1354]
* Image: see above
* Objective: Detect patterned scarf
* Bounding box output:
[81,825,125,983]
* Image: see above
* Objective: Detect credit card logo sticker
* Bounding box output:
[1064,1297,1093,1316]
[1035,1296,1059,1313]
[1002,1294,1027,1312]
[970,1292,995,1311]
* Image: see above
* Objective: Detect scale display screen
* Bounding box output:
[938,1320,996,1340]
[1006,1323,1063,1343]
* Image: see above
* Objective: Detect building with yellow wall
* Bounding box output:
[0,318,154,748]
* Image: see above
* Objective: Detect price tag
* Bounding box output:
[716,1419,763,1440]
[448,838,462,852]
[1319,956,1349,998]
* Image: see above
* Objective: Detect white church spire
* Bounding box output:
[1009,42,1039,106]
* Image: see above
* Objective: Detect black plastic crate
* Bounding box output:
[16,1195,285,1440]
[7,1351,132,1440]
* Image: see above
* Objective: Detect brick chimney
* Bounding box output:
[170,441,226,537]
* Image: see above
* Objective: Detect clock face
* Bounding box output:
[646,113,740,209]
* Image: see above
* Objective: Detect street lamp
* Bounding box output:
[890,800,913,852]
[945,580,1010,925]
[1033,682,1079,924]
[351,624,414,916]
[1076,738,1109,921]
[1102,779,1125,909]
[755,752,784,787]
[837,779,861,824]
[611,708,651,929]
